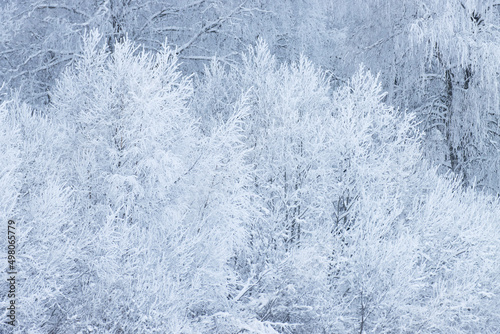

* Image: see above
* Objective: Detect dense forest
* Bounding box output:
[1,1,499,333]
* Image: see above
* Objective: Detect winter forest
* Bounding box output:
[1,0,500,333]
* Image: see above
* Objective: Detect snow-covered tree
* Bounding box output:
[10,31,253,333]
[197,40,422,332]
[192,39,500,333]
[0,100,20,236]
[0,98,80,332]
[405,0,500,192]
[323,0,500,192]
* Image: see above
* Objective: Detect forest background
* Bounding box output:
[0,0,499,333]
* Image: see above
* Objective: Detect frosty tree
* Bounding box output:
[191,39,500,333]
[8,31,253,333]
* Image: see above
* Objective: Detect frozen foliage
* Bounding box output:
[3,32,255,333]
[325,0,500,192]
[0,100,20,230]
[190,40,500,333]
[1,6,500,333]
[3,0,500,193]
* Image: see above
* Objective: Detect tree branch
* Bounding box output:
[175,1,248,56]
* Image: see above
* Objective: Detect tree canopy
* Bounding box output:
[1,2,500,333]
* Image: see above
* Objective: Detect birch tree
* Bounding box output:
[325,0,500,192]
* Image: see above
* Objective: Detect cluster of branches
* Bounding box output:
[1,32,499,333]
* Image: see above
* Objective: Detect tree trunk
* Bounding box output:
[445,69,459,172]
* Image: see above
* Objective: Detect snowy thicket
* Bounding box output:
[1,1,500,333]
[11,32,253,333]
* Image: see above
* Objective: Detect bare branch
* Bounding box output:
[30,3,90,19]
[175,1,248,56]
[138,0,206,34]
[9,56,73,82]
